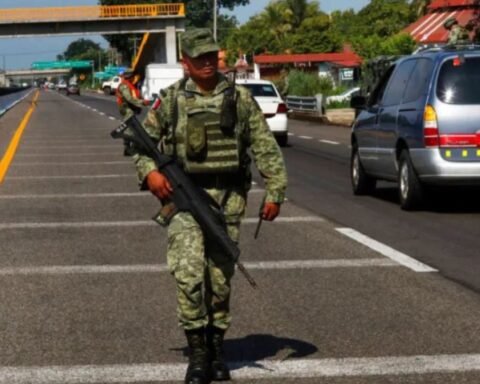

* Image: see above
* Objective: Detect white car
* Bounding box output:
[56,81,67,91]
[236,79,288,147]
[326,87,360,104]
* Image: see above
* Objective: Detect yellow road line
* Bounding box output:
[0,91,39,184]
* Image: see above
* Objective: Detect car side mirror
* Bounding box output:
[350,95,367,109]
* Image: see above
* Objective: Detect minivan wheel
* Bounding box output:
[398,150,423,210]
[351,147,376,195]
[103,87,111,96]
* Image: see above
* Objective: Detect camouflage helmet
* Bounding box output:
[180,28,220,58]
[444,17,458,29]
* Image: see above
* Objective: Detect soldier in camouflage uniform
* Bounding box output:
[133,29,287,384]
[117,70,149,156]
[444,17,470,45]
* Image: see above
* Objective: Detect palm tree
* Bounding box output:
[285,0,308,29]
[412,0,432,17]
[261,2,293,48]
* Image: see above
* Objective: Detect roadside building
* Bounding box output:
[404,0,479,44]
[252,49,362,88]
[0,70,5,87]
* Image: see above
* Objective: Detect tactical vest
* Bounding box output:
[163,82,241,174]
[116,80,140,107]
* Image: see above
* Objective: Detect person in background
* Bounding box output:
[444,17,470,45]
[117,69,149,156]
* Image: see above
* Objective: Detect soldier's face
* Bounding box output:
[183,51,218,81]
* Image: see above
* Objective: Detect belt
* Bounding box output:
[188,173,242,189]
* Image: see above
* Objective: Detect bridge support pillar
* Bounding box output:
[166,26,177,64]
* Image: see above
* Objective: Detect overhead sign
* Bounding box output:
[31,61,93,70]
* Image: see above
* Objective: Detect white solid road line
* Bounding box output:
[0,192,149,199]
[12,161,131,166]
[6,174,134,180]
[336,227,437,273]
[20,145,119,149]
[0,189,265,199]
[0,217,324,230]
[0,259,398,276]
[0,354,479,383]
[14,152,120,157]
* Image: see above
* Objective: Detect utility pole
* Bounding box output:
[129,36,141,64]
[213,0,218,41]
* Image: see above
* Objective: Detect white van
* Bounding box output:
[141,63,184,101]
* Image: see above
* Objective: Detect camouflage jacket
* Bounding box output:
[448,25,470,45]
[134,74,288,204]
[117,82,144,118]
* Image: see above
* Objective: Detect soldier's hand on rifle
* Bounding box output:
[262,202,280,221]
[146,170,173,200]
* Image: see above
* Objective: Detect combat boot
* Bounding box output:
[185,328,210,384]
[206,326,231,381]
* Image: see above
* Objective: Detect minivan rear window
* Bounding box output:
[242,84,277,97]
[437,57,480,104]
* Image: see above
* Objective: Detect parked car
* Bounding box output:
[66,84,80,96]
[326,86,360,104]
[102,76,121,95]
[236,79,289,147]
[350,46,480,210]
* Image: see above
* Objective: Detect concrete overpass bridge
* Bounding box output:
[0,3,186,65]
[4,69,72,86]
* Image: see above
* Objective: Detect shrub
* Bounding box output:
[287,70,334,97]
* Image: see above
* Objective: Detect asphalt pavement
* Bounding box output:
[0,89,479,383]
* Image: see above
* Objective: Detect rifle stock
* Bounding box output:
[111,115,257,289]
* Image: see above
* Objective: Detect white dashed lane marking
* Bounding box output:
[0,217,324,230]
[0,259,398,276]
[0,354,478,383]
[336,228,437,273]
[320,139,340,145]
[298,135,313,140]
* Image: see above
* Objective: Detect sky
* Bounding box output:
[0,0,370,70]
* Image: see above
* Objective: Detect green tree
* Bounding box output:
[57,38,107,70]
[59,38,101,60]
[226,0,338,57]
[410,0,431,17]
[355,0,414,38]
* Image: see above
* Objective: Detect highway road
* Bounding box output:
[0,89,479,383]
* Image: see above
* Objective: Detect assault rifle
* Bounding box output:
[111,115,257,289]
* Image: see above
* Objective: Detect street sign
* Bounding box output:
[31,61,93,70]
[340,68,354,81]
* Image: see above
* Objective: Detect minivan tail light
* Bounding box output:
[423,105,439,147]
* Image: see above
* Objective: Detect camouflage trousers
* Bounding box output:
[166,188,246,331]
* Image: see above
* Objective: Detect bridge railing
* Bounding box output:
[0,3,185,23]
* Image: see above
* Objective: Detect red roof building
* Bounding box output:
[252,51,362,84]
[253,52,362,68]
[404,0,479,43]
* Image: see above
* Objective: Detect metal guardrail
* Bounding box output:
[0,3,185,23]
[286,95,325,115]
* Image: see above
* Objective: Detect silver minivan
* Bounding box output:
[351,46,480,210]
